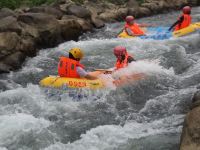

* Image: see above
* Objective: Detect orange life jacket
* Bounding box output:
[125,23,145,36]
[175,14,191,31]
[58,57,84,78]
[115,53,132,70]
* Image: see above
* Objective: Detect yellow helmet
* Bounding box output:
[69,48,84,60]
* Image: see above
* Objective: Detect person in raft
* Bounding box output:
[124,15,149,36]
[58,48,97,80]
[113,46,135,70]
[112,46,145,86]
[168,6,192,31]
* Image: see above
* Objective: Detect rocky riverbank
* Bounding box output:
[180,90,200,150]
[0,0,199,73]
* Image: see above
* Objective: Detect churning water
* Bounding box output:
[0,7,200,150]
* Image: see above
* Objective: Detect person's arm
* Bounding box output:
[125,27,134,36]
[168,16,184,31]
[76,67,97,80]
[125,28,144,36]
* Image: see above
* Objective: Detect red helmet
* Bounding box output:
[113,46,127,58]
[125,16,134,23]
[182,6,191,14]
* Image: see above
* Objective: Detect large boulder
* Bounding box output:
[180,91,200,150]
[28,6,63,19]
[0,63,11,73]
[18,13,62,47]
[62,15,93,31]
[141,2,162,13]
[0,8,15,19]
[138,7,151,17]
[126,0,139,8]
[91,16,105,28]
[67,5,91,19]
[0,16,22,34]
[0,32,20,59]
[99,8,128,22]
[2,51,26,70]
[59,17,82,41]
[20,22,39,39]
[18,38,36,57]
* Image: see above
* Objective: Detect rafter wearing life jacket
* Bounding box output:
[115,52,133,70]
[124,23,145,36]
[174,14,191,31]
[168,6,192,31]
[58,57,85,78]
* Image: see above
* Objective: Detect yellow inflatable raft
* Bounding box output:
[173,22,200,37]
[118,22,200,39]
[40,76,104,89]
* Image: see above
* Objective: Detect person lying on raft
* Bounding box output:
[168,6,192,31]
[96,46,145,86]
[96,46,135,73]
[123,15,152,36]
[58,48,97,80]
[113,46,135,70]
[113,46,145,86]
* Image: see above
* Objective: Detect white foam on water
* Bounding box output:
[0,113,51,146]
[112,59,174,79]
[139,87,197,117]
[44,115,183,150]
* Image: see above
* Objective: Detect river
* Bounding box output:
[0,7,200,150]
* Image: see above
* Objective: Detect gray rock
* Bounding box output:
[0,8,15,19]
[28,6,63,19]
[18,13,62,47]
[0,16,22,34]
[67,5,91,19]
[91,16,105,28]
[2,51,26,70]
[0,32,20,59]
[59,18,82,41]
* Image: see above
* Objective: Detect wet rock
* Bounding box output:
[62,15,92,32]
[20,22,39,39]
[126,0,139,8]
[128,7,140,17]
[0,32,20,59]
[28,6,63,19]
[0,63,11,73]
[180,107,200,149]
[99,8,128,22]
[180,90,200,150]
[18,13,62,47]
[91,16,105,28]
[19,38,36,57]
[138,7,151,17]
[59,18,82,41]
[84,1,104,15]
[77,19,93,31]
[67,5,91,19]
[0,16,22,34]
[190,91,200,109]
[0,8,15,19]
[141,2,161,13]
[2,51,26,70]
